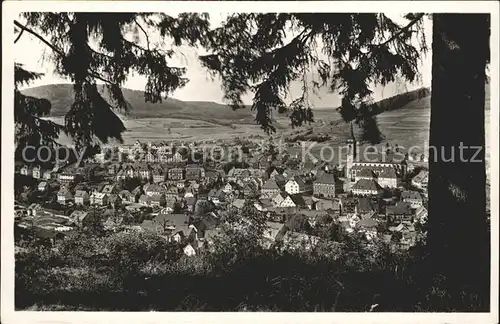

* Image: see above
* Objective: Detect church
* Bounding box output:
[344,139,407,191]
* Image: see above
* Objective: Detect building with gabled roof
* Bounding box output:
[351,179,383,196]
[261,178,281,198]
[401,190,423,208]
[313,173,337,198]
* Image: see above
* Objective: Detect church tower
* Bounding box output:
[345,139,357,181]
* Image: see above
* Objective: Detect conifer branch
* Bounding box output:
[14,27,25,44]
[372,13,425,47]
[14,20,116,85]
[134,18,150,51]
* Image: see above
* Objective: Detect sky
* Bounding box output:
[14,13,432,107]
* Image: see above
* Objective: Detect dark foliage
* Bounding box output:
[14,13,211,152]
[200,13,427,141]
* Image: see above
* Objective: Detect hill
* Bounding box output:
[21,83,490,129]
[21,84,256,125]
[22,84,432,125]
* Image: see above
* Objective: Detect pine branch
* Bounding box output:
[134,18,150,51]
[14,20,64,56]
[372,13,425,47]
[14,27,25,44]
[14,19,115,85]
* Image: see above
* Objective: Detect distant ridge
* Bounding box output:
[21,84,256,125]
[22,83,489,125]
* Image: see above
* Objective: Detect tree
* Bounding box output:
[202,13,490,298]
[200,13,426,142]
[14,64,64,163]
[14,13,210,153]
[427,14,489,282]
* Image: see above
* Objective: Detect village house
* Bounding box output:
[377,167,398,188]
[386,202,415,225]
[185,164,204,181]
[281,232,320,251]
[136,164,151,179]
[57,187,73,205]
[125,165,136,178]
[208,189,223,204]
[119,190,135,204]
[202,170,220,185]
[69,210,90,226]
[131,186,143,200]
[242,182,258,197]
[74,190,90,205]
[184,188,195,198]
[43,170,52,180]
[144,183,165,197]
[272,192,287,207]
[152,168,165,183]
[165,185,179,199]
[108,163,120,175]
[116,169,127,181]
[20,165,30,176]
[357,218,379,240]
[355,169,376,182]
[282,168,300,179]
[58,172,76,184]
[148,213,194,241]
[284,176,309,195]
[170,151,185,163]
[26,203,43,217]
[415,205,428,224]
[315,198,340,212]
[355,197,378,220]
[149,195,163,208]
[223,182,234,194]
[411,169,429,191]
[313,173,337,199]
[269,168,281,179]
[231,198,246,210]
[401,190,423,208]
[185,197,198,212]
[339,196,357,215]
[263,221,286,247]
[351,179,383,196]
[183,243,197,257]
[38,181,48,192]
[139,194,150,205]
[145,151,157,163]
[32,166,41,179]
[90,192,108,206]
[108,194,122,209]
[288,194,307,208]
[168,167,185,181]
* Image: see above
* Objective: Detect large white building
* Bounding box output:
[345,139,406,184]
[284,177,307,195]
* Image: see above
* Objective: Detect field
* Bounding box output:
[43,85,492,170]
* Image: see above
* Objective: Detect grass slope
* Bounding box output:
[21,84,255,124]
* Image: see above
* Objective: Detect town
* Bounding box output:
[15,136,430,256]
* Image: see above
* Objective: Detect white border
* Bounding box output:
[2,1,499,324]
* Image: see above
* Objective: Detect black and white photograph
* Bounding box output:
[1,1,498,323]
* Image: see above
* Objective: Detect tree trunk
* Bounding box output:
[428,14,489,284]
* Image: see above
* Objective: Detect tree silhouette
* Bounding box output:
[202,13,490,298]
[14,13,210,152]
[14,64,64,163]
[200,13,426,141]
[427,14,489,286]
